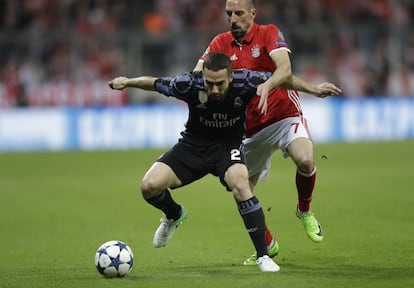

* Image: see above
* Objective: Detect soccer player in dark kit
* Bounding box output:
[108,52,280,272]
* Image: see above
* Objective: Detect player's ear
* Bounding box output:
[251,8,256,18]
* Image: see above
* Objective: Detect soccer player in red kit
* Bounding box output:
[193,0,341,265]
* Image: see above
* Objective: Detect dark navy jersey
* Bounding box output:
[154,69,271,143]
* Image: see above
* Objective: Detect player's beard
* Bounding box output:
[231,25,247,42]
[209,93,225,103]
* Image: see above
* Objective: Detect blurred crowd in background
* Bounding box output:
[0,0,413,107]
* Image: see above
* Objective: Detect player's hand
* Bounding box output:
[256,83,269,115]
[108,77,129,90]
[315,83,342,98]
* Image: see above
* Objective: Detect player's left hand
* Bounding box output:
[315,83,342,98]
[256,83,269,115]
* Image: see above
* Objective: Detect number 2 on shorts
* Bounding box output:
[230,149,241,161]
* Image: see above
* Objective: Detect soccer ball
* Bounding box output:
[94,240,134,278]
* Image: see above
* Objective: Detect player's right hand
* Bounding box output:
[315,82,342,98]
[108,77,129,90]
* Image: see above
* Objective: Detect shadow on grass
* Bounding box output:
[281,262,414,281]
[128,262,262,281]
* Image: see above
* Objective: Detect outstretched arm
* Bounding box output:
[256,50,292,115]
[108,76,158,91]
[281,75,342,98]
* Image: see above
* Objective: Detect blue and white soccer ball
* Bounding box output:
[94,240,134,278]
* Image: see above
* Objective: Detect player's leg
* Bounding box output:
[287,132,323,243]
[141,161,183,219]
[141,161,188,248]
[241,126,281,265]
[145,141,212,248]
[288,137,316,212]
[225,163,279,272]
[241,171,279,265]
[249,172,275,251]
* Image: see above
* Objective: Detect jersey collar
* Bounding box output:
[231,22,258,46]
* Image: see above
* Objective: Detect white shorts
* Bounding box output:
[241,116,311,182]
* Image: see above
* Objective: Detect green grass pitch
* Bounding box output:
[1,141,413,288]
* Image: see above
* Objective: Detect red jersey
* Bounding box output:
[200,23,302,137]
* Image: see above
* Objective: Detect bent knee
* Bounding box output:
[140,177,162,199]
[296,158,315,174]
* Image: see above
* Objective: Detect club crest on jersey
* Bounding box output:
[197,91,208,109]
[234,96,243,108]
[251,45,260,58]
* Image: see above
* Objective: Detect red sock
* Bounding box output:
[296,167,316,212]
[265,224,274,246]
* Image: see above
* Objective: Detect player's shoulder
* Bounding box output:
[173,71,203,92]
[212,30,233,42]
[205,31,234,56]
[173,71,202,82]
[254,23,287,44]
[255,23,280,33]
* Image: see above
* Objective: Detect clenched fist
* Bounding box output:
[108,77,129,90]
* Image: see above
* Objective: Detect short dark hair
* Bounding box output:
[203,52,232,74]
[226,0,256,9]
